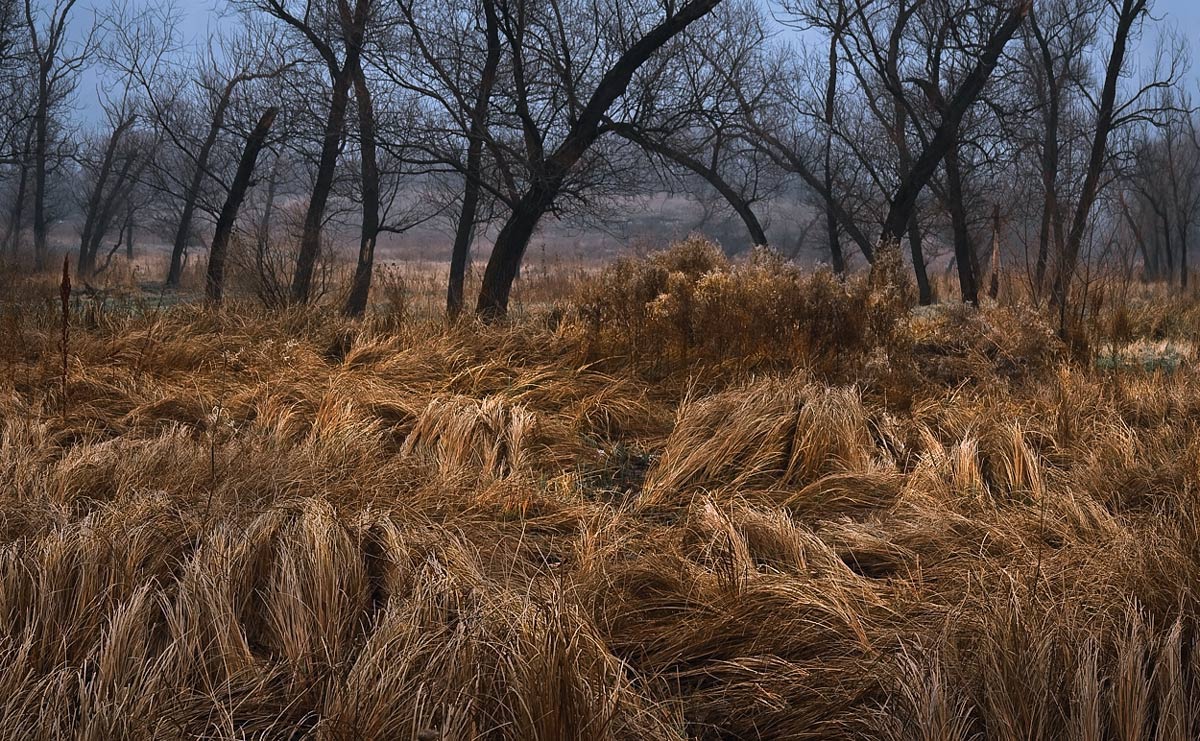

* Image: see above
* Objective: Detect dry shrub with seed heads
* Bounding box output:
[574,237,883,374]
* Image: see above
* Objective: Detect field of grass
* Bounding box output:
[3,240,1200,739]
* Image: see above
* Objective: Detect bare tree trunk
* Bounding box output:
[31,81,49,271]
[1151,217,1165,281]
[882,3,927,302]
[822,15,845,273]
[478,184,551,318]
[1030,8,1062,295]
[207,108,278,304]
[1034,196,1052,292]
[290,65,355,303]
[1051,0,1146,312]
[81,154,140,276]
[256,157,280,298]
[879,2,1030,251]
[1118,193,1151,280]
[124,204,134,259]
[4,149,28,256]
[749,125,875,262]
[945,141,978,304]
[447,0,500,319]
[1178,220,1188,290]
[343,55,379,318]
[477,0,724,318]
[907,219,931,305]
[77,118,135,276]
[167,91,235,287]
[988,204,1001,299]
[611,123,768,248]
[1159,211,1173,285]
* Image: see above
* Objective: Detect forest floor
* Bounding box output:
[2,240,1200,739]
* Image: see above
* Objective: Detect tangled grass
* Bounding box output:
[2,242,1200,739]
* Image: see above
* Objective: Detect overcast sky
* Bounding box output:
[71,0,1200,125]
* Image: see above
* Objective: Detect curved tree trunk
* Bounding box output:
[207,108,278,304]
[78,117,136,276]
[907,219,931,305]
[290,64,356,304]
[880,1,1030,251]
[611,123,768,248]
[476,0,724,319]
[1051,0,1146,312]
[80,156,136,276]
[167,91,235,287]
[478,184,554,319]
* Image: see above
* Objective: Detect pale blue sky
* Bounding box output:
[72,0,1200,124]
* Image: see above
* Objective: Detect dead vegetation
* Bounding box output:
[3,241,1200,739]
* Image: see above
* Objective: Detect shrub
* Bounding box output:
[574,237,885,374]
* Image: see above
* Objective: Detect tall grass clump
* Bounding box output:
[1,247,1200,738]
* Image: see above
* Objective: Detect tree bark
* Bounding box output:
[1178,220,1188,290]
[907,218,931,305]
[290,65,354,303]
[945,141,978,304]
[255,156,280,298]
[879,1,1030,249]
[754,127,875,263]
[882,0,926,301]
[1118,192,1152,280]
[1030,9,1063,295]
[1050,0,1145,311]
[77,118,135,276]
[611,123,768,248]
[4,143,29,257]
[31,78,49,271]
[476,0,724,318]
[125,204,134,259]
[343,55,380,318]
[988,204,1001,299]
[447,0,500,319]
[80,155,137,276]
[1158,211,1173,284]
[822,22,845,273]
[207,107,278,304]
[166,85,237,287]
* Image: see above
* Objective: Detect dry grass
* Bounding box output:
[2,239,1200,738]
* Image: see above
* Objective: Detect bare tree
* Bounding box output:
[873,0,1030,296]
[605,2,780,252]
[75,103,137,276]
[1018,0,1100,295]
[386,0,503,318]
[207,106,279,303]
[244,0,373,303]
[23,0,99,270]
[1048,0,1179,316]
[474,0,727,317]
[341,52,379,316]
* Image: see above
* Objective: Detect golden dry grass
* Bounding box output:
[3,240,1200,738]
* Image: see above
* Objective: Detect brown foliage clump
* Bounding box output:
[574,237,903,375]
